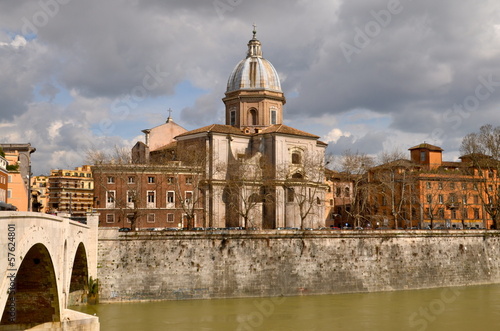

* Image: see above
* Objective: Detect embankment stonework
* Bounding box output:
[97,229,500,302]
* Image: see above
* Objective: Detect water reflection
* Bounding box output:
[74,284,500,331]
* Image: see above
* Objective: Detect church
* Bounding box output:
[94,29,328,229]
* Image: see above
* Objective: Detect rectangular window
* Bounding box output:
[438,194,444,203]
[8,175,12,183]
[126,214,134,223]
[462,183,467,190]
[287,188,294,203]
[270,109,277,125]
[335,187,341,197]
[474,195,479,204]
[185,177,193,185]
[106,214,115,223]
[147,213,155,223]
[230,110,236,126]
[167,177,174,184]
[420,151,426,161]
[438,182,443,190]
[7,189,12,199]
[128,176,135,184]
[451,209,457,219]
[167,213,174,223]
[438,208,445,218]
[148,176,155,184]
[147,190,156,208]
[329,199,334,206]
[167,191,175,208]
[127,191,135,208]
[473,183,478,191]
[426,182,431,189]
[185,191,193,205]
[463,208,469,219]
[474,208,480,219]
[462,195,467,204]
[426,194,432,203]
[450,182,455,190]
[107,176,115,184]
[106,190,115,208]
[449,194,456,203]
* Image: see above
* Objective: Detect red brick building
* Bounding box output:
[93,163,204,229]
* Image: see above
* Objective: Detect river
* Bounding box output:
[73,284,500,330]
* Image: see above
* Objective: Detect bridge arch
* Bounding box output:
[68,242,89,304]
[1,243,60,326]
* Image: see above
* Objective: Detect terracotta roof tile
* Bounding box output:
[176,124,246,137]
[259,124,319,138]
[408,143,443,151]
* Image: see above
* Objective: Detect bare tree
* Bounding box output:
[461,124,500,229]
[335,150,375,228]
[370,158,418,229]
[224,153,273,229]
[280,149,326,229]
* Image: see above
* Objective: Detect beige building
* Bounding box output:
[172,30,328,229]
[31,175,49,213]
[47,165,94,218]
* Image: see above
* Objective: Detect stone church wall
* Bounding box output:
[97,229,500,302]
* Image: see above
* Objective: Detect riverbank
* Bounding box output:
[97,228,500,302]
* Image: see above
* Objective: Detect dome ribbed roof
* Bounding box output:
[226,32,282,93]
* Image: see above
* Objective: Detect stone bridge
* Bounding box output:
[0,212,99,330]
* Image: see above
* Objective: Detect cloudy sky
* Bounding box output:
[1,0,500,175]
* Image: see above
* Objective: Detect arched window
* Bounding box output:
[249,108,257,125]
[292,172,303,179]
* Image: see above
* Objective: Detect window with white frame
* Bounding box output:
[107,176,115,184]
[147,213,155,223]
[185,177,193,185]
[128,176,135,184]
[147,190,156,208]
[270,108,277,125]
[127,190,135,208]
[185,191,193,205]
[167,213,174,223]
[106,214,115,223]
[106,190,115,208]
[166,191,175,208]
[148,176,155,184]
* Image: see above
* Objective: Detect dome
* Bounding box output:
[226,32,282,93]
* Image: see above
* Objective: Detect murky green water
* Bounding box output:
[73,284,500,331]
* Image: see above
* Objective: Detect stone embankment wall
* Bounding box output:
[97,229,500,302]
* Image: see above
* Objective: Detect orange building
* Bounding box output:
[0,153,8,205]
[0,143,36,211]
[367,143,494,229]
[324,169,354,228]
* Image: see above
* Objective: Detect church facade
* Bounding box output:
[94,30,328,229]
